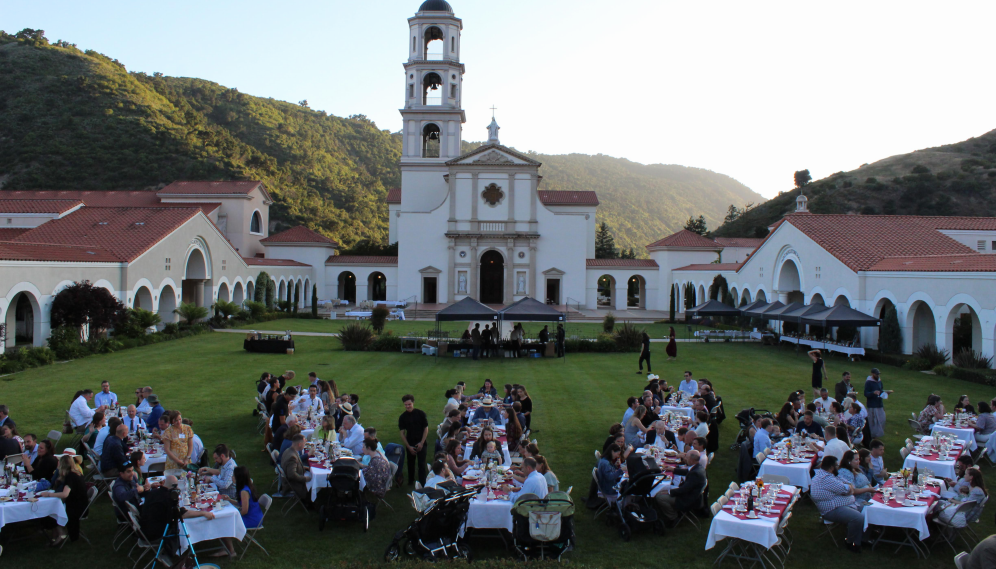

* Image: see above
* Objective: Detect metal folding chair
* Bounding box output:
[238,494,272,560]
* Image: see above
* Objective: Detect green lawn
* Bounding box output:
[0,333,988,568]
[250,317,718,340]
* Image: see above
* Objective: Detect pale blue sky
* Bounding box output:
[4,0,994,198]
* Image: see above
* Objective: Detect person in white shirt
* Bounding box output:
[675,428,695,454]
[94,381,118,409]
[678,371,698,398]
[301,385,324,415]
[338,415,365,456]
[443,389,461,417]
[822,425,850,462]
[814,389,836,413]
[292,392,310,415]
[693,411,709,438]
[504,457,548,501]
[690,437,709,469]
[424,460,455,489]
[69,389,106,430]
[136,386,153,416]
[122,405,144,434]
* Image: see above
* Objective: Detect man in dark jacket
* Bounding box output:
[653,451,706,523]
[100,423,129,478]
[555,324,565,357]
[471,324,481,360]
[834,371,853,404]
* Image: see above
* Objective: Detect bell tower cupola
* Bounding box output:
[401,0,466,162]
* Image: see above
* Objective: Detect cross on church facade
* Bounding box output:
[490,105,497,118]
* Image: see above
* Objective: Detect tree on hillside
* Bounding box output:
[684,215,708,236]
[794,169,812,188]
[595,222,618,259]
[724,204,741,224]
[620,248,636,259]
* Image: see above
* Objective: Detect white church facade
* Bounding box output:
[1,0,995,363]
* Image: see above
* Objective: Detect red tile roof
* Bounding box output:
[674,263,743,271]
[714,237,764,248]
[0,241,120,263]
[783,214,982,272]
[586,258,659,268]
[10,207,201,262]
[260,225,337,246]
[646,229,720,249]
[158,181,262,196]
[868,255,996,272]
[386,188,401,204]
[538,190,599,206]
[0,191,220,213]
[242,257,311,267]
[325,256,399,265]
[0,228,30,240]
[0,200,84,214]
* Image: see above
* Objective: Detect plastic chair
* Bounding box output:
[238,494,272,560]
[47,430,63,446]
[900,447,910,460]
[955,552,970,569]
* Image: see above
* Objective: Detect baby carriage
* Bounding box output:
[615,464,666,541]
[731,407,773,451]
[512,491,576,560]
[318,457,368,532]
[384,485,478,562]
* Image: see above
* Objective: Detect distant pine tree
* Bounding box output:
[669,284,676,323]
[311,284,318,318]
[878,305,902,354]
[684,215,708,235]
[595,222,618,259]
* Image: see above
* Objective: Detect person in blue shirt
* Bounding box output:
[504,457,548,501]
[596,444,625,500]
[94,381,118,409]
[678,371,698,398]
[144,394,164,431]
[471,397,502,425]
[753,418,774,453]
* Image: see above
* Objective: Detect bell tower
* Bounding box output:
[401,0,466,162]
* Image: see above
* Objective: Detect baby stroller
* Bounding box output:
[512,492,576,560]
[384,485,478,562]
[731,407,773,451]
[615,467,666,541]
[318,457,368,532]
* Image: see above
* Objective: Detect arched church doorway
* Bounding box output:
[338,272,356,304]
[7,292,38,347]
[479,250,504,304]
[598,275,615,307]
[182,249,208,307]
[368,272,387,301]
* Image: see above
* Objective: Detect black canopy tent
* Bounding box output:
[762,302,805,321]
[686,299,742,318]
[800,305,881,352]
[738,299,769,315]
[742,300,783,318]
[779,303,830,323]
[498,297,567,360]
[433,297,498,359]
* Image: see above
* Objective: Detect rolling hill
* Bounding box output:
[0,30,763,252]
[713,128,996,238]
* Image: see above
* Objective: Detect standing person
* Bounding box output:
[471,324,482,361]
[665,327,677,360]
[161,411,194,471]
[517,386,533,431]
[398,394,429,485]
[637,331,652,375]
[555,324,565,358]
[863,368,892,439]
[808,349,828,400]
[539,325,549,344]
[481,324,492,359]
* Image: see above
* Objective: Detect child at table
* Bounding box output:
[480,440,503,465]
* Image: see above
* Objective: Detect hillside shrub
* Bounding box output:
[244,301,267,320]
[0,346,55,374]
[338,322,374,351]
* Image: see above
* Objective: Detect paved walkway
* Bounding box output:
[218,328,340,337]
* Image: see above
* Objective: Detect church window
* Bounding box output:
[422,123,441,158]
[451,37,455,52]
[409,84,414,98]
[412,36,416,52]
[482,183,504,206]
[250,210,262,234]
[450,84,457,99]
[424,26,444,59]
[422,72,443,105]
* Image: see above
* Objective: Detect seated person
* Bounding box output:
[753,419,774,453]
[805,403,830,428]
[918,394,945,432]
[823,426,850,462]
[470,428,499,460]
[685,437,709,469]
[479,440,504,465]
[836,450,875,503]
[360,427,385,466]
[477,379,498,398]
[503,457,548,501]
[217,466,264,558]
[444,439,471,477]
[692,411,709,438]
[111,462,147,512]
[424,460,455,489]
[470,397,502,425]
[653,450,706,524]
[100,423,129,478]
[596,444,625,500]
[796,412,824,437]
[279,434,313,509]
[941,455,976,498]
[22,439,58,482]
[338,416,365,456]
[362,438,391,501]
[278,424,303,462]
[811,456,868,552]
[139,474,215,555]
[197,444,238,499]
[675,428,696,454]
[651,421,677,450]
[868,440,887,485]
[678,371,698,397]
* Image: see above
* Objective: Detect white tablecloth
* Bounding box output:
[308,464,366,502]
[178,503,246,552]
[778,336,865,356]
[931,423,978,451]
[902,438,965,480]
[705,485,798,550]
[862,496,934,540]
[660,405,695,419]
[757,458,815,491]
[142,453,167,473]
[0,496,68,531]
[463,441,513,465]
[465,494,515,532]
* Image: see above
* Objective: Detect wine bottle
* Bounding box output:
[747,493,754,513]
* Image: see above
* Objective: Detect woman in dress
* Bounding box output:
[837,450,875,503]
[807,349,827,400]
[470,427,496,460]
[503,406,523,454]
[38,453,88,546]
[218,466,264,557]
[161,410,194,470]
[665,326,678,360]
[624,406,651,447]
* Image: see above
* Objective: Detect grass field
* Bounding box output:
[0,332,989,568]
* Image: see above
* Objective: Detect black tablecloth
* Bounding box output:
[243,338,295,353]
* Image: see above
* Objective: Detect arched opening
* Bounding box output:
[217,282,230,303]
[755,289,768,303]
[250,211,262,234]
[697,285,706,306]
[158,285,177,328]
[368,272,387,301]
[422,73,443,106]
[627,275,646,309]
[729,287,738,305]
[233,282,245,305]
[134,286,153,311]
[810,293,826,306]
[421,123,441,157]
[303,279,311,307]
[423,26,444,59]
[908,301,936,352]
[277,280,287,305]
[6,291,39,347]
[479,250,504,304]
[182,249,208,307]
[776,260,804,304]
[246,281,255,303]
[833,295,851,308]
[948,303,983,356]
[740,288,752,306]
[337,272,356,304]
[597,275,615,307]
